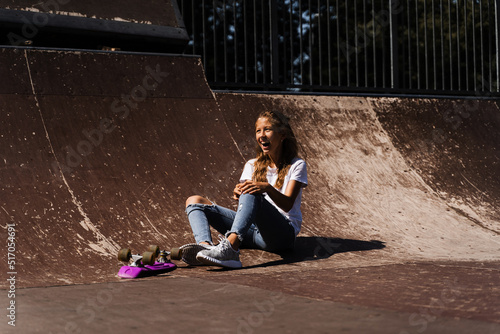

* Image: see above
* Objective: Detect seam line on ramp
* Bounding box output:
[23,49,119,257]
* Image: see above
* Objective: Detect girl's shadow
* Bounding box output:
[237,236,386,270]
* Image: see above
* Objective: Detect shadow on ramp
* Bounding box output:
[211,237,386,271]
[292,236,386,261]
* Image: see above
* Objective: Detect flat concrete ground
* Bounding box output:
[2,260,499,334]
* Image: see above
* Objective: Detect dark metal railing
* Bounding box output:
[179,0,500,97]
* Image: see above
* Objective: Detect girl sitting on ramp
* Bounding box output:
[181,110,308,268]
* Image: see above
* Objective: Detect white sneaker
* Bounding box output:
[196,237,242,268]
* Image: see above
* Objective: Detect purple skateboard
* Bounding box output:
[118,261,176,279]
[117,246,177,279]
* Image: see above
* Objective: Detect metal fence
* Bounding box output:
[179,0,500,97]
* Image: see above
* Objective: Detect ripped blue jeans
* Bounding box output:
[185,193,295,252]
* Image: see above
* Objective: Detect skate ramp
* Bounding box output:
[0,0,188,52]
[0,48,243,287]
[2,0,183,26]
[217,93,500,263]
[1,48,499,288]
[372,98,500,231]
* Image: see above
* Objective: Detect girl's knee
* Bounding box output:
[185,195,212,208]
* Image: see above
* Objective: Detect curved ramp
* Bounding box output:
[1,48,243,287]
[1,48,499,289]
[217,93,500,263]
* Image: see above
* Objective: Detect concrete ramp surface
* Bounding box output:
[217,93,500,261]
[1,48,245,286]
[1,46,500,282]
[1,48,500,332]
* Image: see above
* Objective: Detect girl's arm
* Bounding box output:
[239,179,303,212]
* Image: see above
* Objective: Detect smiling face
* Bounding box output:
[255,117,285,163]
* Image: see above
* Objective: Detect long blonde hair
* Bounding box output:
[252,111,299,189]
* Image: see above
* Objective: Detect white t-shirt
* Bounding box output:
[239,157,308,235]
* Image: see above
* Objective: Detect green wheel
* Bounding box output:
[147,245,160,257]
[142,251,156,265]
[118,248,132,262]
[170,247,182,260]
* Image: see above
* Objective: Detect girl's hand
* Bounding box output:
[232,183,243,201]
[239,180,270,195]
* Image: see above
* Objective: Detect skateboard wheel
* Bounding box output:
[118,248,132,262]
[147,245,160,257]
[142,251,156,265]
[170,247,181,260]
